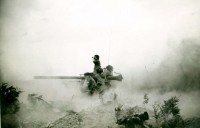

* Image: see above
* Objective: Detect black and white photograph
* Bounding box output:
[0,0,200,127]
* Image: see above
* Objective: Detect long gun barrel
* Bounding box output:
[34,76,85,79]
[34,74,123,81]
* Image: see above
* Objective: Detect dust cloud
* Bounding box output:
[1,0,200,126]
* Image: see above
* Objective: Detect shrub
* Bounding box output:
[152,96,185,128]
[0,83,22,115]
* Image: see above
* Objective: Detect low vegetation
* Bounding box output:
[0,82,22,128]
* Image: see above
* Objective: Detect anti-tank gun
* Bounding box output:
[34,73,123,81]
[34,72,123,95]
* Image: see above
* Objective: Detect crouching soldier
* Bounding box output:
[94,67,105,87]
[102,65,114,86]
[84,67,105,95]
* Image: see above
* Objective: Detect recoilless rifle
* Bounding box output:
[34,72,123,95]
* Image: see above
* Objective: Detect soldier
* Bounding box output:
[101,65,113,86]
[89,55,114,94]
[86,67,105,95]
[102,65,113,77]
[95,67,105,86]
[92,55,101,74]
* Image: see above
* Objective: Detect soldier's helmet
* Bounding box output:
[93,55,99,60]
[106,65,113,71]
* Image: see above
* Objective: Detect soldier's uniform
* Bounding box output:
[95,67,104,86]
[93,55,101,74]
[101,65,113,85]
[102,65,113,77]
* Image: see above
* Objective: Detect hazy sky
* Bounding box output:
[1,0,200,81]
[1,0,200,119]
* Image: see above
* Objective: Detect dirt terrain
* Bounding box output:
[17,95,200,128]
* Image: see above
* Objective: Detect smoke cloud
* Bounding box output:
[1,0,200,123]
[138,38,200,92]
